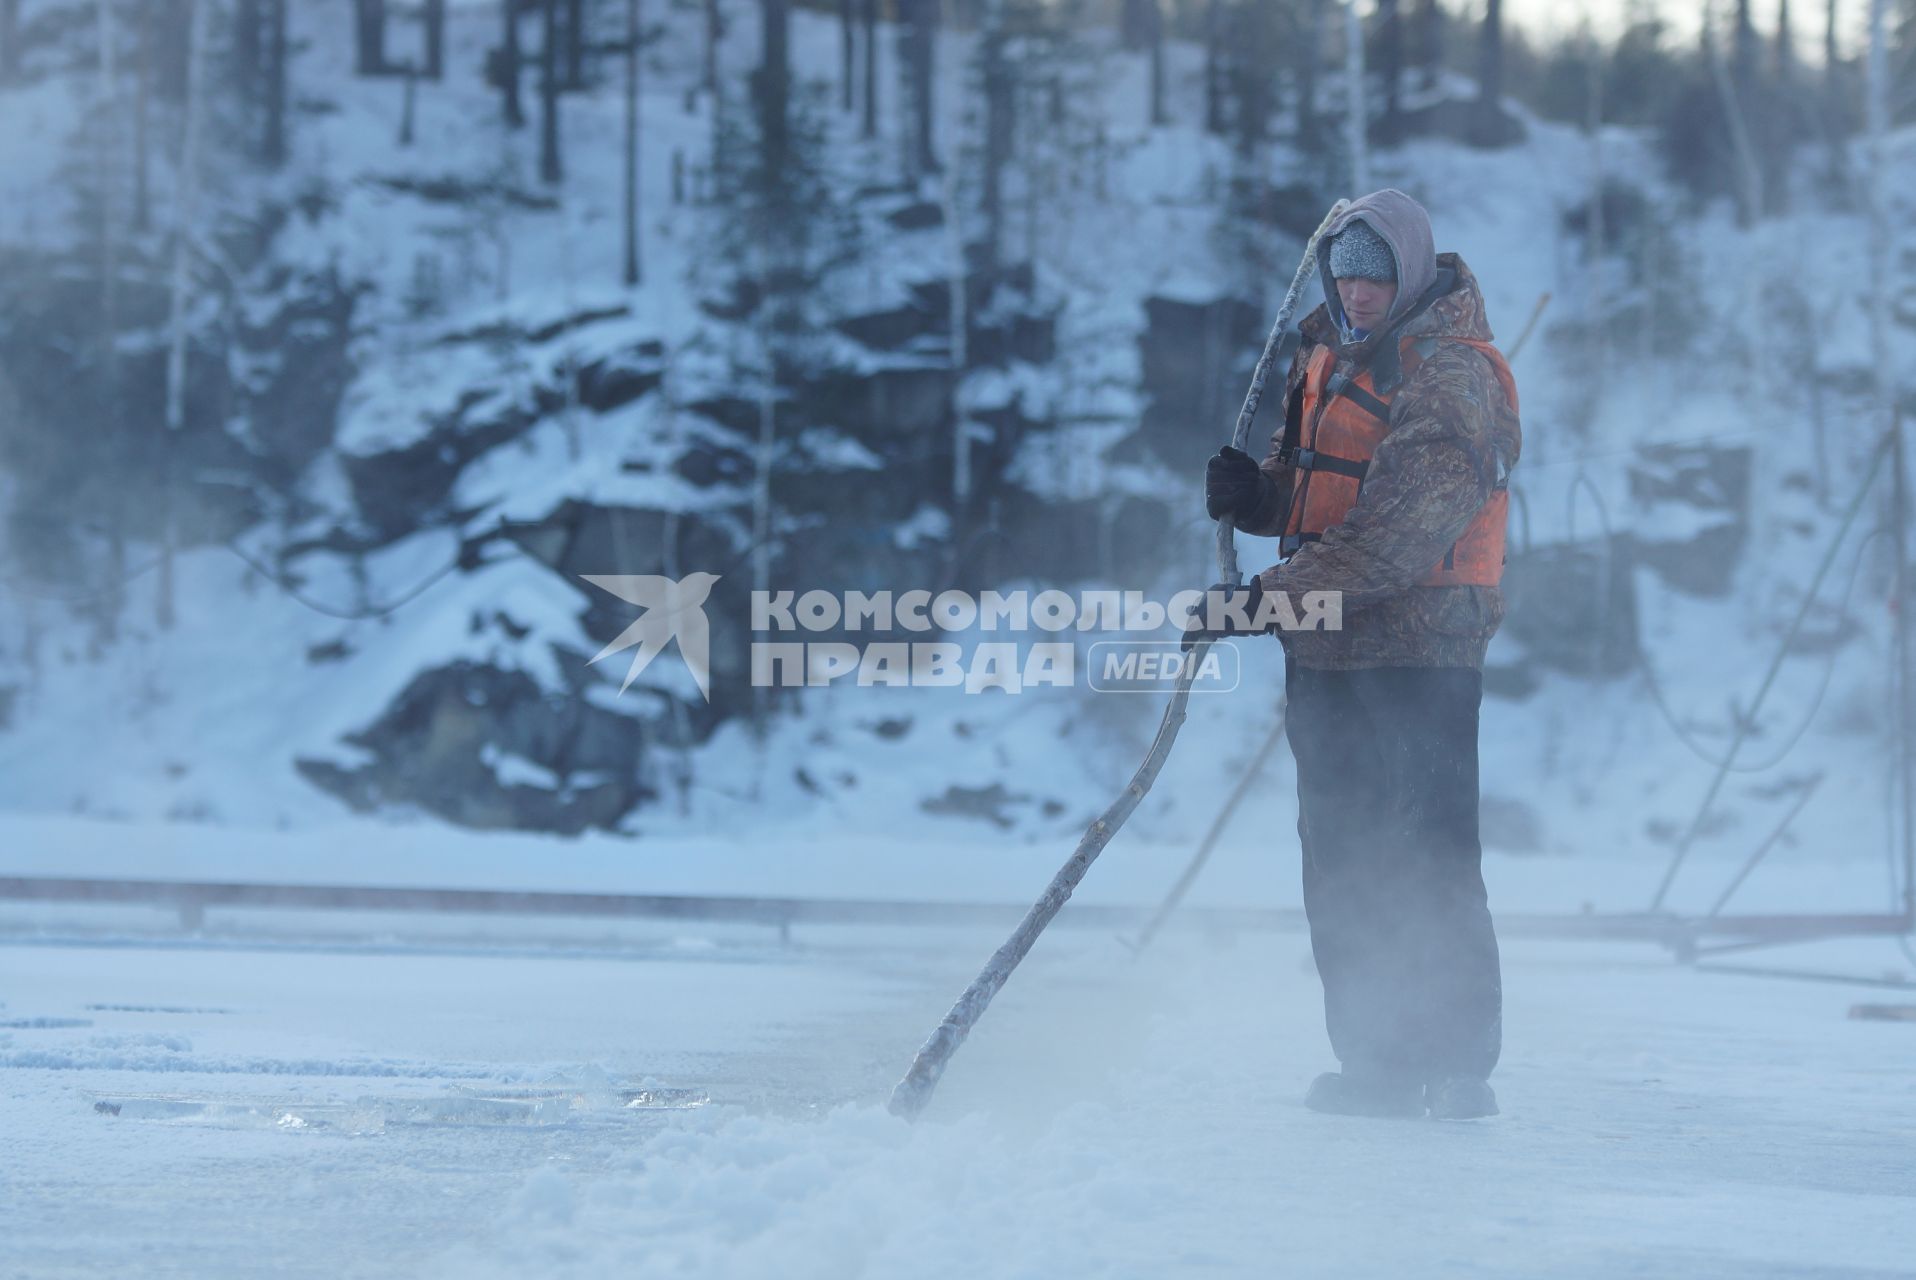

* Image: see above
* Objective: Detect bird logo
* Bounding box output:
[581,572,721,701]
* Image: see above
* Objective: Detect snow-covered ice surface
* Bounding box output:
[5,818,1916,1278]
[452,937,1916,1280]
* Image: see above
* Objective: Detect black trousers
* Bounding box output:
[1284,664,1502,1081]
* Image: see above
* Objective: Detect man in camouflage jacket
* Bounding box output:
[1201,189,1520,1121]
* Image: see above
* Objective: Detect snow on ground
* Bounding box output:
[4,816,1915,1277]
[4,883,1915,1278]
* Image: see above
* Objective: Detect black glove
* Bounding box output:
[1204,446,1269,524]
[1181,577,1268,652]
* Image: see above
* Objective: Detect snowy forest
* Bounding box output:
[4,0,1916,1273]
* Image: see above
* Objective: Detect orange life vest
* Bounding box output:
[1277,336,1519,588]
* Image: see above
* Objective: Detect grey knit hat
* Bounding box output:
[1326,218,1397,282]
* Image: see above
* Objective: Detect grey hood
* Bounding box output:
[1314,188,1438,341]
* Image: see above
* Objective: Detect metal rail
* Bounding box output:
[0,875,1284,937]
[1,876,1906,956]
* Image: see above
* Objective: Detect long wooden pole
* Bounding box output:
[888,202,1349,1120]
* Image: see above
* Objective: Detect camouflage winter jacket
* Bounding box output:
[1236,252,1523,670]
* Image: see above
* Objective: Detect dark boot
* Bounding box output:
[1425,1076,1498,1120]
[1303,1069,1426,1118]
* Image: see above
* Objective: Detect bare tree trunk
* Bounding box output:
[1020,73,1037,268]
[1298,0,1321,140]
[840,0,854,111]
[1729,0,1764,205]
[161,0,209,631]
[134,0,151,226]
[234,0,260,101]
[1585,32,1606,386]
[1417,0,1440,90]
[96,0,125,634]
[861,0,877,138]
[165,0,205,434]
[154,0,187,96]
[0,0,19,82]
[982,0,1012,261]
[1148,0,1165,126]
[1824,0,1838,91]
[1768,0,1794,211]
[1204,0,1224,133]
[757,0,790,183]
[1733,0,1757,96]
[1474,0,1503,142]
[624,0,641,286]
[1378,0,1401,137]
[906,0,938,176]
[1865,0,1889,428]
[1232,0,1274,152]
[941,160,970,507]
[262,0,287,165]
[354,0,387,75]
[1706,4,1762,226]
[1345,0,1368,189]
[540,0,563,182]
[1121,0,1153,47]
[1823,0,1844,186]
[399,59,417,144]
[502,0,525,126]
[565,0,584,88]
[750,357,776,736]
[97,0,121,363]
[704,0,720,93]
[424,0,445,79]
